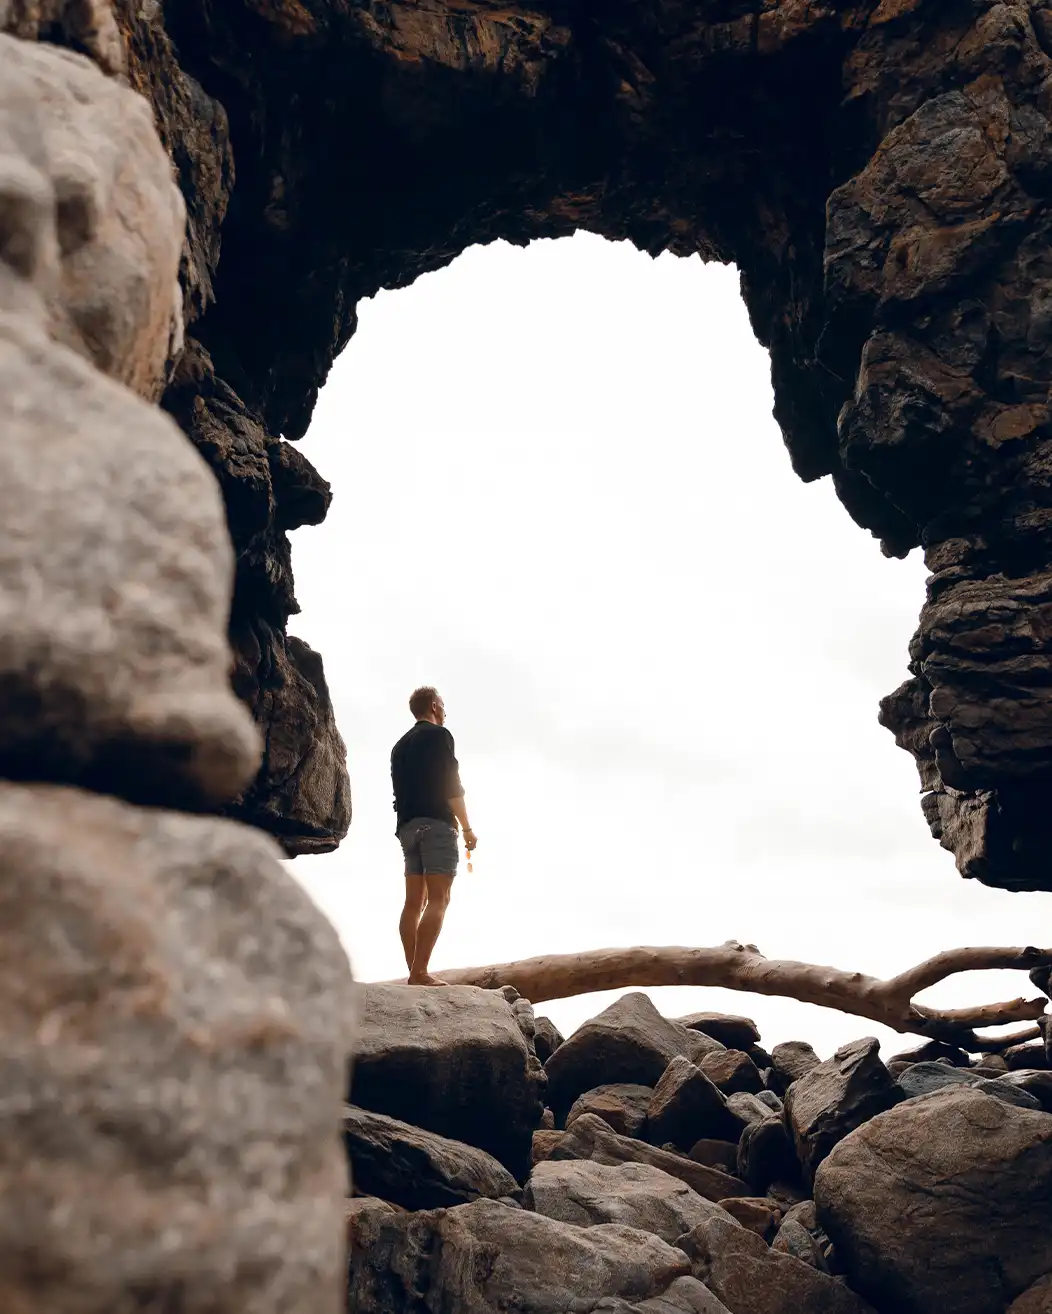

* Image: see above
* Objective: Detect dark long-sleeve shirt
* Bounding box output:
[390,721,465,831]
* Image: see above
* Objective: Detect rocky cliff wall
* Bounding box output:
[10,0,1052,881]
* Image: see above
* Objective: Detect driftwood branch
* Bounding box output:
[424,941,1052,1050]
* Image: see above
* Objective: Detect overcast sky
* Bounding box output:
[287,233,1047,1059]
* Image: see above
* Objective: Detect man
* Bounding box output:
[391,686,477,986]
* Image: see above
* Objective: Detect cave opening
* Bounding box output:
[282,231,1040,1051]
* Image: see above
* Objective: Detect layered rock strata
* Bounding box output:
[0,25,352,1311]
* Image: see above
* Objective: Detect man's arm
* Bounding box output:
[442,730,476,848]
[448,794,476,849]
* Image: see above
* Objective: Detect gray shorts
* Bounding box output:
[398,817,459,877]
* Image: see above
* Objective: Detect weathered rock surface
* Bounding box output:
[553,1114,748,1204]
[567,1085,654,1139]
[1008,1274,1052,1314]
[534,1015,565,1064]
[349,984,544,1179]
[784,1038,904,1182]
[2,0,123,73]
[736,1116,799,1194]
[0,782,353,1313]
[0,316,260,808]
[545,994,722,1117]
[647,1057,744,1150]
[594,1276,733,1314]
[715,1196,781,1242]
[771,1218,828,1273]
[342,1105,518,1211]
[162,340,348,853]
[699,1050,763,1096]
[677,1212,876,1314]
[897,1061,982,1100]
[689,1140,739,1175]
[997,1070,1052,1113]
[768,1042,821,1094]
[348,1197,697,1314]
[526,1159,726,1246]
[815,1087,1052,1314]
[674,1014,761,1051]
[0,34,184,399]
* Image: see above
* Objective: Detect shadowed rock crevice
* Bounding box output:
[56,0,1052,886]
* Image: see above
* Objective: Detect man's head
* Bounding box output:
[409,686,445,725]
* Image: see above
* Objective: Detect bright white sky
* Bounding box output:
[287,232,1046,1059]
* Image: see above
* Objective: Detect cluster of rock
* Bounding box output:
[0,22,353,1312]
[347,987,1052,1314]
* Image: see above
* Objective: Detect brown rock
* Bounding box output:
[700,1049,763,1096]
[1008,1274,1052,1314]
[815,1087,1052,1314]
[566,1084,654,1139]
[350,984,545,1179]
[715,1196,781,1241]
[688,1140,739,1175]
[674,1013,761,1050]
[553,1114,748,1204]
[768,1041,821,1094]
[526,1159,728,1246]
[342,1105,519,1210]
[0,783,353,1314]
[736,1116,799,1193]
[678,1212,876,1314]
[784,1038,903,1182]
[647,1057,744,1150]
[533,1131,565,1165]
[348,1197,698,1313]
[545,994,723,1118]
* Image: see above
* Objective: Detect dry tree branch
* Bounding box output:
[420,941,1052,1050]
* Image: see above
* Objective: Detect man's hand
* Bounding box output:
[463,827,478,851]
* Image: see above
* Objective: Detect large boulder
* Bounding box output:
[0,316,260,810]
[896,1062,981,1100]
[526,1158,727,1245]
[700,1050,763,1096]
[673,1014,761,1050]
[0,783,353,1314]
[342,1106,518,1210]
[815,1087,1052,1314]
[554,1113,749,1203]
[545,994,723,1116]
[784,1038,903,1182]
[567,1084,654,1138]
[677,1212,876,1314]
[348,1196,699,1314]
[767,1042,821,1094]
[0,34,185,400]
[736,1116,799,1193]
[647,1057,745,1149]
[534,1015,565,1064]
[350,983,545,1178]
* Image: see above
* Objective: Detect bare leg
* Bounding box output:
[408,874,454,985]
[399,876,427,975]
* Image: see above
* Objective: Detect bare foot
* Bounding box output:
[407,972,448,987]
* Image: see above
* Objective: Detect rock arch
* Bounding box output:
[106,0,1052,892]
[15,2,1052,888]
